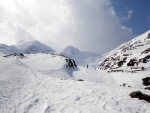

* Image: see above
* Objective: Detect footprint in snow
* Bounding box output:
[44,106,51,113]
[75,96,80,101]
[24,98,39,113]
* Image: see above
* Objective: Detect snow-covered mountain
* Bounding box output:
[60,46,99,65]
[0,44,19,54]
[98,30,150,73]
[1,31,150,113]
[0,40,55,54]
[15,40,55,54]
[1,49,150,113]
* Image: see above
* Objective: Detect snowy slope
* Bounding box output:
[0,54,150,113]
[21,54,77,79]
[18,53,111,83]
[1,31,150,113]
[60,46,99,65]
[98,30,150,73]
[15,40,55,54]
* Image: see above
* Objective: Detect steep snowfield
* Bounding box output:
[95,30,150,88]
[98,31,150,72]
[0,53,150,113]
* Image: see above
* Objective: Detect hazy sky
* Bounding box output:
[0,0,149,53]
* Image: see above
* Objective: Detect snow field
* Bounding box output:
[0,54,150,113]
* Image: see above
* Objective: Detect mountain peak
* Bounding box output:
[60,46,99,65]
[16,40,38,47]
[63,46,81,55]
[15,40,55,54]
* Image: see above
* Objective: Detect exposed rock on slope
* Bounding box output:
[3,53,25,59]
[130,91,150,103]
[57,54,77,69]
[142,77,150,86]
[98,31,150,73]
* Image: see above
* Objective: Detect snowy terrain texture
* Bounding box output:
[0,31,150,113]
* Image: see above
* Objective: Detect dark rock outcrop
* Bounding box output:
[144,87,150,90]
[142,77,150,86]
[127,59,137,66]
[65,58,77,68]
[3,53,25,58]
[141,48,150,54]
[130,91,150,103]
[117,61,124,67]
[148,33,150,39]
[77,79,84,81]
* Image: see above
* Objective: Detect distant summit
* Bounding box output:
[60,46,99,65]
[0,40,55,54]
[61,46,81,56]
[15,40,55,54]
[0,44,18,54]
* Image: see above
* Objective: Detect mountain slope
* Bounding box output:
[98,30,150,73]
[15,40,55,54]
[1,31,150,113]
[60,46,99,65]
[20,54,78,79]
[0,44,19,54]
[0,54,150,113]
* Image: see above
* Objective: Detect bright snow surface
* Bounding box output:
[0,53,150,113]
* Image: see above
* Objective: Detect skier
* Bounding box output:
[87,65,88,69]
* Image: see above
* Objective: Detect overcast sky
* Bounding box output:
[0,0,149,54]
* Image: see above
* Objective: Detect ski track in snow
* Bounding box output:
[0,54,150,113]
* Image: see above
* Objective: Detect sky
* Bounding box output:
[112,0,150,36]
[0,0,150,54]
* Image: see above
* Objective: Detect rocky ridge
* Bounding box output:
[98,31,150,73]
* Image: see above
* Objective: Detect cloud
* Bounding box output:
[109,7,116,16]
[0,0,133,53]
[120,9,133,22]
